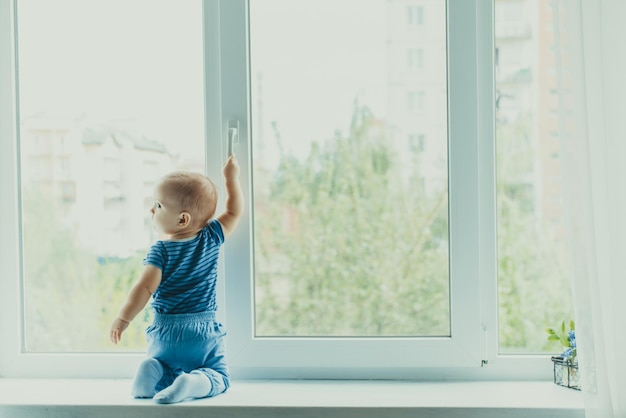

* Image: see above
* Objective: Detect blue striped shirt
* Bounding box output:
[143,219,224,314]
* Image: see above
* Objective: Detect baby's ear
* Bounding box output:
[178,212,191,228]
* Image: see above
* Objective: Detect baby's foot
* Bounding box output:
[153,371,212,404]
[132,358,163,398]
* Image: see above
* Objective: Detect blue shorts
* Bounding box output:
[146,311,229,395]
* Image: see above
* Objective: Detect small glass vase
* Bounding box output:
[551,356,581,390]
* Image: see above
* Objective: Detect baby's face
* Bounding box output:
[150,185,182,236]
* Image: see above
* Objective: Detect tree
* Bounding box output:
[255,104,573,353]
[496,115,573,352]
[21,186,150,352]
[254,104,450,337]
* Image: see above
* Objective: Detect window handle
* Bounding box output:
[227,120,239,157]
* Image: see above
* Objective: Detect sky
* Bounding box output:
[16,0,389,164]
[249,0,387,161]
[17,0,205,157]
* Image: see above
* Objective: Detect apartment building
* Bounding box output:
[20,114,174,257]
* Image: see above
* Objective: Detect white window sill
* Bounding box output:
[0,379,584,418]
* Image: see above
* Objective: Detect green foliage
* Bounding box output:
[95,255,152,350]
[255,104,450,337]
[19,104,575,354]
[21,186,150,352]
[256,105,575,352]
[546,320,577,363]
[496,116,574,353]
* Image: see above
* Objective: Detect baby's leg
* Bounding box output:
[195,366,230,397]
[131,358,164,398]
[153,371,212,404]
[153,366,229,404]
[191,331,231,398]
[152,316,229,403]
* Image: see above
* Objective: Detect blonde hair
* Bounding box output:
[157,171,218,228]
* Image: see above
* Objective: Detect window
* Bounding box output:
[0,0,205,375]
[495,0,573,355]
[251,0,449,340]
[407,5,425,26]
[407,91,425,111]
[408,48,425,69]
[408,134,426,153]
[223,0,486,375]
[0,0,571,379]
[16,0,203,352]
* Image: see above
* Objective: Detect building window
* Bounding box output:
[407,90,425,111]
[408,48,424,69]
[407,5,424,26]
[408,133,425,152]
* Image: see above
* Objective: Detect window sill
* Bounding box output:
[0,378,583,418]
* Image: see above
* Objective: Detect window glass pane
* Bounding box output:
[17,0,204,352]
[250,0,449,337]
[495,0,573,354]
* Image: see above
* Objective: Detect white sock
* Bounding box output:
[153,371,212,404]
[132,358,163,398]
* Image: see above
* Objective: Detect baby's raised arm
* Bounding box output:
[217,154,243,237]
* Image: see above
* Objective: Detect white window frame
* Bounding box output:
[0,0,553,380]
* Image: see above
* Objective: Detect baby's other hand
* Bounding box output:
[110,317,130,345]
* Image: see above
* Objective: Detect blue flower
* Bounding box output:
[567,330,577,352]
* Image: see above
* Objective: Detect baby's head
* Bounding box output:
[154,171,218,231]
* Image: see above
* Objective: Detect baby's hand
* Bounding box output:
[223,154,240,181]
[110,317,130,344]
